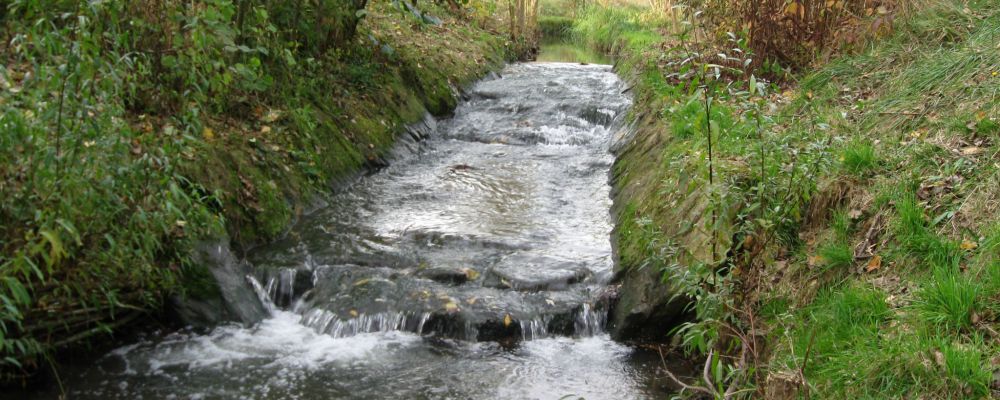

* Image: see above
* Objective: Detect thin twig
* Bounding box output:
[658,346,715,396]
[703,348,716,394]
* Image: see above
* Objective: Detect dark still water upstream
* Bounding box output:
[43,62,674,399]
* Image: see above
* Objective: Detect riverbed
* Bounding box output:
[38,60,675,399]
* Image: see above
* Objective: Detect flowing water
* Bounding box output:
[44,62,673,399]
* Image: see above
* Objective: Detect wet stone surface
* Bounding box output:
[47,63,672,399]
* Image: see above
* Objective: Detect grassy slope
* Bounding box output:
[0,0,514,373]
[763,1,1000,397]
[573,0,999,397]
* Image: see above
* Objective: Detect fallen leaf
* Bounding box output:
[203,127,215,140]
[961,146,984,156]
[353,278,371,287]
[261,109,282,123]
[444,302,459,313]
[503,313,513,328]
[349,309,359,318]
[462,268,480,280]
[866,255,882,272]
[960,240,978,251]
[808,255,825,267]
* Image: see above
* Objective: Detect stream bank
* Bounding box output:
[557,2,1000,398]
[0,0,524,385]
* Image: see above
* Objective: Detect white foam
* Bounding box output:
[114,311,420,376]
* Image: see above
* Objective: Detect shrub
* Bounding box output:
[690,0,899,71]
[539,15,574,38]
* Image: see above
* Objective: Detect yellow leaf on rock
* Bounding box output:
[349,309,359,318]
[444,302,459,313]
[503,313,513,328]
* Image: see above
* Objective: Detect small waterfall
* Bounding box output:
[520,318,550,341]
[246,274,277,314]
[299,308,434,338]
[574,303,607,337]
[263,267,297,307]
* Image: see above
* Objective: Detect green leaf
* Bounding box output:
[38,229,65,267]
[3,278,30,305]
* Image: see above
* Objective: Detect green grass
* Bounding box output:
[775,283,993,398]
[818,242,854,272]
[571,5,648,52]
[892,191,964,269]
[539,15,575,38]
[841,139,877,175]
[915,267,981,333]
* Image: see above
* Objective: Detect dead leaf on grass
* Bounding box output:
[866,255,882,272]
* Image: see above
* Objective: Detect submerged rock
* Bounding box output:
[607,268,689,340]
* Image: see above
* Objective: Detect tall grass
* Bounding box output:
[893,191,963,269]
[915,267,981,332]
[841,139,877,175]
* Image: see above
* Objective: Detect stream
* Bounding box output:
[41,61,672,399]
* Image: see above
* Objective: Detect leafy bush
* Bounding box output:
[691,0,899,71]
[0,0,504,376]
[538,15,574,37]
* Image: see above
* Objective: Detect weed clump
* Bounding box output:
[841,140,877,175]
[915,267,981,333]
